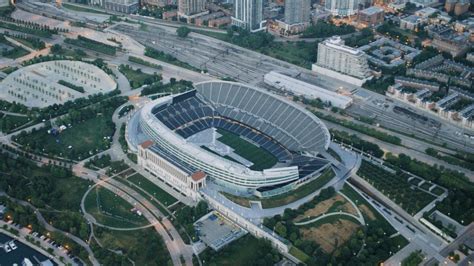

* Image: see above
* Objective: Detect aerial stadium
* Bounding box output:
[127,81,332,198]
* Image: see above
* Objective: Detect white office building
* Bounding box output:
[178,0,207,17]
[313,36,372,86]
[325,0,360,16]
[232,0,266,32]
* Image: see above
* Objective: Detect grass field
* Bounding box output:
[261,168,335,208]
[118,64,160,89]
[199,234,281,266]
[16,115,114,160]
[84,186,148,228]
[216,129,277,171]
[94,227,172,265]
[299,214,362,253]
[294,193,357,223]
[127,173,177,206]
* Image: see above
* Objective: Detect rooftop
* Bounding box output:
[359,6,384,15]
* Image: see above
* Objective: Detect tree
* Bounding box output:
[274,222,287,238]
[176,26,191,38]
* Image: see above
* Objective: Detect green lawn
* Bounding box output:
[84,186,149,228]
[15,115,114,160]
[217,129,277,171]
[261,168,335,209]
[93,227,172,266]
[127,173,177,206]
[118,64,161,89]
[199,234,281,266]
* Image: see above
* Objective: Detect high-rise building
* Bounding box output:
[324,0,360,16]
[104,0,139,13]
[284,0,311,25]
[178,0,206,17]
[232,0,265,32]
[312,36,372,86]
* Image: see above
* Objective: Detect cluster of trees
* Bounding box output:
[377,21,410,44]
[0,152,71,207]
[173,201,208,243]
[0,114,31,133]
[199,235,281,266]
[128,56,162,69]
[137,4,176,19]
[426,148,474,171]
[0,17,66,37]
[140,78,193,96]
[345,28,374,48]
[331,130,384,158]
[225,27,275,50]
[176,26,191,38]
[0,99,29,114]
[302,21,355,39]
[118,64,162,89]
[385,153,474,225]
[401,250,424,266]
[3,32,45,49]
[58,80,85,93]
[294,95,330,109]
[84,154,112,170]
[145,47,201,72]
[92,227,172,266]
[362,76,395,94]
[65,35,117,56]
[118,104,134,118]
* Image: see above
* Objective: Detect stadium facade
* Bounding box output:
[128,81,331,198]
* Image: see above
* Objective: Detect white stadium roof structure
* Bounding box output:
[128,81,331,193]
[0,60,116,108]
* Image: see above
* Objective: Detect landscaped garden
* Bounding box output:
[118,64,161,89]
[84,186,149,228]
[357,160,436,215]
[14,96,126,160]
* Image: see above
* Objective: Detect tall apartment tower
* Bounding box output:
[232,0,265,32]
[284,0,311,25]
[313,36,372,86]
[324,0,360,16]
[178,0,206,16]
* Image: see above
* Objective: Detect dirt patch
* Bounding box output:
[340,201,358,216]
[359,204,376,221]
[300,219,361,253]
[294,194,358,222]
